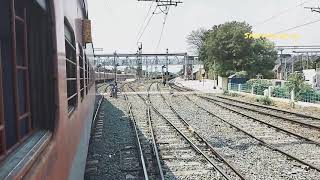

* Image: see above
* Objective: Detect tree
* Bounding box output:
[194,21,277,78]
[246,38,277,78]
[204,22,253,76]
[186,28,208,55]
[286,73,314,100]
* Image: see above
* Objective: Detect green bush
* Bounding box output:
[223,90,239,97]
[285,73,316,101]
[272,86,290,99]
[256,96,274,106]
[230,92,239,97]
[246,79,271,95]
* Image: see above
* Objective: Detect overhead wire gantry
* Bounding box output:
[138,0,182,7]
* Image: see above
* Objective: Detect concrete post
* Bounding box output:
[251,86,254,95]
[238,84,241,92]
[264,89,268,97]
[268,86,273,97]
[228,83,231,91]
[291,89,295,102]
[184,54,187,80]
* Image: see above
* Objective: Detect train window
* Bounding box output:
[0,0,55,163]
[0,43,4,155]
[90,65,94,88]
[79,44,85,100]
[0,0,33,153]
[65,20,78,114]
[85,55,89,94]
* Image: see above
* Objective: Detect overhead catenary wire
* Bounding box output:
[254,0,312,27]
[136,2,155,40]
[136,5,158,43]
[155,7,170,51]
[274,18,320,34]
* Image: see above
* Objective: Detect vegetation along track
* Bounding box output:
[147,82,246,180]
[169,83,320,175]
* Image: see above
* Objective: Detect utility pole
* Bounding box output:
[155,56,158,79]
[291,57,294,74]
[279,48,284,80]
[104,58,106,84]
[284,56,287,80]
[150,58,153,80]
[161,65,165,85]
[184,53,187,80]
[307,53,309,69]
[114,51,117,83]
[137,42,143,81]
[165,48,169,86]
[146,56,149,80]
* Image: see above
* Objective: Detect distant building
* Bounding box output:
[303,69,320,90]
[228,74,247,84]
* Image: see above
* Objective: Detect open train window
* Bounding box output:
[65,20,78,115]
[0,0,55,175]
[79,44,85,100]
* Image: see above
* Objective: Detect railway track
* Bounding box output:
[86,83,153,179]
[198,95,320,144]
[206,95,320,129]
[123,84,164,180]
[170,83,320,129]
[214,95,320,126]
[147,83,246,180]
[170,83,320,143]
[169,83,320,174]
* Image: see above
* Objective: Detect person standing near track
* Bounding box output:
[111,82,118,98]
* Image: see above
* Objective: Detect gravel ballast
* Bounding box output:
[85,95,143,180]
[164,93,320,180]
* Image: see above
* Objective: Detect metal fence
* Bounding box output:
[228,83,320,104]
[271,87,291,99]
[229,83,267,96]
[301,92,320,103]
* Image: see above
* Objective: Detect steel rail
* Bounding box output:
[123,84,165,180]
[215,95,320,122]
[158,84,245,179]
[91,84,107,127]
[149,83,236,180]
[171,88,320,172]
[199,96,320,147]
[170,83,320,145]
[214,96,320,130]
[146,103,165,180]
[169,83,320,172]
[124,93,149,180]
[213,95,320,130]
[156,83,247,180]
[170,82,320,124]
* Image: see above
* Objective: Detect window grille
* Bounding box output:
[65,21,78,114]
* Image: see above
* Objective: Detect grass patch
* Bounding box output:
[256,96,274,106]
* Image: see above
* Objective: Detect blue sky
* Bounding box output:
[88,0,320,54]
